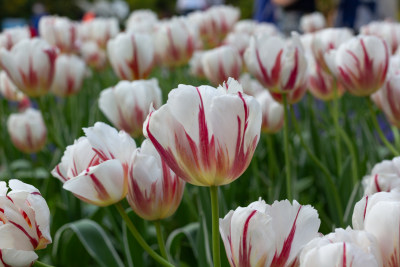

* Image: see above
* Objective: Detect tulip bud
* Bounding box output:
[0,70,25,101]
[78,18,119,49]
[107,32,154,81]
[239,73,265,96]
[52,122,137,206]
[7,108,47,153]
[127,139,185,221]
[325,35,389,96]
[0,26,31,51]
[255,90,284,133]
[0,38,57,97]
[220,199,320,267]
[39,15,78,53]
[99,79,162,138]
[50,54,86,97]
[245,33,307,94]
[222,32,250,57]
[201,45,242,85]
[300,12,326,33]
[0,179,52,266]
[144,78,261,186]
[360,21,400,55]
[80,41,107,70]
[189,51,206,78]
[126,9,158,33]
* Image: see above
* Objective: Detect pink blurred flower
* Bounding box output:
[144,78,261,186]
[99,79,162,138]
[0,38,57,97]
[39,16,78,53]
[127,139,185,221]
[80,41,107,70]
[78,18,119,49]
[7,108,47,153]
[107,32,154,81]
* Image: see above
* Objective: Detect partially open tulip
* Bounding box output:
[201,45,242,85]
[308,59,344,101]
[0,179,52,266]
[126,9,158,33]
[219,199,320,267]
[311,28,353,73]
[300,12,326,33]
[154,17,196,67]
[299,228,381,267]
[255,90,284,133]
[207,5,240,44]
[0,70,25,101]
[144,78,261,186]
[244,33,307,94]
[0,26,31,51]
[222,32,250,57]
[50,54,86,97]
[80,41,107,70]
[361,21,400,55]
[107,32,154,81]
[371,71,400,127]
[78,18,119,48]
[361,157,400,195]
[99,79,162,137]
[353,191,400,266]
[7,108,47,153]
[233,20,257,35]
[51,122,136,206]
[127,139,185,221]
[39,16,78,53]
[0,38,57,97]
[325,35,389,96]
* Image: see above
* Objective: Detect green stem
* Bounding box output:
[33,261,54,267]
[339,127,359,186]
[290,107,344,226]
[367,99,400,156]
[332,84,342,177]
[210,186,221,267]
[115,203,174,267]
[282,94,292,201]
[154,220,168,260]
[392,126,400,150]
[266,134,279,180]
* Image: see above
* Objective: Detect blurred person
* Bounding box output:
[253,0,277,23]
[272,0,316,35]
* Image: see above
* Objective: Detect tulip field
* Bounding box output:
[2,5,400,267]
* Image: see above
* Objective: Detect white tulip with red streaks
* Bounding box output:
[39,16,78,53]
[0,71,25,101]
[144,78,261,186]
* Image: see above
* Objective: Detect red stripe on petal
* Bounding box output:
[239,210,257,267]
[363,195,369,221]
[9,220,38,248]
[0,250,11,267]
[89,172,110,201]
[374,174,382,192]
[283,48,299,91]
[342,242,347,267]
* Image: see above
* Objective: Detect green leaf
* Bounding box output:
[53,219,124,267]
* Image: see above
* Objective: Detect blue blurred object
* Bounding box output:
[253,0,277,23]
[1,18,27,30]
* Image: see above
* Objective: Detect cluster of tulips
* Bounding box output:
[2,4,400,267]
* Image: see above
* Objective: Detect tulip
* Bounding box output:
[253,22,281,37]
[127,139,185,221]
[50,54,86,97]
[220,199,320,267]
[0,38,57,97]
[80,41,107,70]
[0,179,52,266]
[308,59,344,101]
[361,21,400,55]
[189,51,206,78]
[269,82,308,104]
[239,73,265,96]
[154,17,197,67]
[99,79,162,138]
[126,9,158,33]
[78,18,119,48]
[39,15,78,53]
[0,70,25,101]
[300,12,326,33]
[353,191,400,266]
[361,156,400,195]
[201,45,242,85]
[299,227,381,267]
[233,20,257,35]
[255,90,284,133]
[144,78,261,186]
[51,122,136,206]
[7,108,47,153]
[325,35,389,96]
[311,28,353,73]
[107,32,154,81]
[0,26,31,51]
[222,32,250,57]
[244,33,308,94]
[207,5,240,43]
